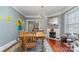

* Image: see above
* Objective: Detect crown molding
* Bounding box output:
[61,6,76,14]
[12,6,25,16]
[47,6,75,18]
[12,6,42,19]
[47,12,62,18]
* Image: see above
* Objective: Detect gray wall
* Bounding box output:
[0,6,25,47]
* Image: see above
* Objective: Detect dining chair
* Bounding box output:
[18,30,26,51]
[24,32,36,51]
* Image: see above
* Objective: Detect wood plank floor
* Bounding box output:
[47,38,73,52]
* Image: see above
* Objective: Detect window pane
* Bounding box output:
[76,16,79,23]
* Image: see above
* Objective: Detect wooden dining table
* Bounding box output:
[19,31,45,52]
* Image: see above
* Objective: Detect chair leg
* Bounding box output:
[24,44,27,52]
[19,39,23,51]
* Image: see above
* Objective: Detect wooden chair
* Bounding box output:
[24,32,36,51]
[19,30,26,51]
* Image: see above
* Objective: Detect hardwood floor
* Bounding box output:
[4,38,73,52]
[47,38,73,52]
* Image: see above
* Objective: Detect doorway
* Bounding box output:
[27,21,39,32]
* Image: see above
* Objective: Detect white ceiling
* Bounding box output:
[14,6,70,17]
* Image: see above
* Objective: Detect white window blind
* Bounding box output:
[65,7,79,34]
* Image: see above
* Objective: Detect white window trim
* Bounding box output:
[65,7,79,33]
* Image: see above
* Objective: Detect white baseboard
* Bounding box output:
[0,40,17,52]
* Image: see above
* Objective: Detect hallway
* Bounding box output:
[0,6,79,52]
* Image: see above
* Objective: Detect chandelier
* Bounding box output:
[40,6,46,19]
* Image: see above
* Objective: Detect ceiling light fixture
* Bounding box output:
[40,6,46,19]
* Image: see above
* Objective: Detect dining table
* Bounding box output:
[19,31,45,52]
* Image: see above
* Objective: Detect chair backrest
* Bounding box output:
[25,32,36,48]
[19,30,26,36]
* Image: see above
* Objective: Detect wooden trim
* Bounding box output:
[3,42,18,52]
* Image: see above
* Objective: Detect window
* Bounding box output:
[65,7,79,34]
